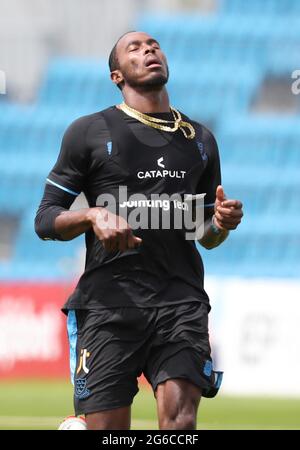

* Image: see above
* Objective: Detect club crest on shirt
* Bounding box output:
[197,141,207,161]
[106,141,112,155]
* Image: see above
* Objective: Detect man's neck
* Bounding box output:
[122,86,170,113]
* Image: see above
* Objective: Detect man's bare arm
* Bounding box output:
[54,207,142,252]
[54,208,95,241]
[199,214,229,250]
[199,185,243,250]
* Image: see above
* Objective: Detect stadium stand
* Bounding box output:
[0,0,299,280]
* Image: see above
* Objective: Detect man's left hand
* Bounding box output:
[214,185,243,231]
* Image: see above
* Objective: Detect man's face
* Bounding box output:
[112,31,169,90]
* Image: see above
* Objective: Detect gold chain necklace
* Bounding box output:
[118,102,195,140]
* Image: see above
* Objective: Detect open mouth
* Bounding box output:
[145,57,162,68]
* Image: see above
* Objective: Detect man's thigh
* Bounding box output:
[155,378,202,429]
[85,406,131,430]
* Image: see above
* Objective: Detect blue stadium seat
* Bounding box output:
[138,13,300,77]
[219,0,300,16]
[38,58,122,110]
[10,209,84,280]
[167,64,262,123]
[217,116,300,169]
[200,228,300,279]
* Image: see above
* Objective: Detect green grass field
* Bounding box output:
[0,380,300,430]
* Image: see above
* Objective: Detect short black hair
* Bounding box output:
[108,31,136,90]
[108,42,119,73]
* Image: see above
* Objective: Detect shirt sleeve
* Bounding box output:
[196,125,221,208]
[35,115,91,240]
[46,116,91,195]
[35,113,111,240]
[34,184,76,240]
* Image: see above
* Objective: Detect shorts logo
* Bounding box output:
[75,378,91,399]
[76,348,90,375]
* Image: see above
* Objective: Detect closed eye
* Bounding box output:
[126,39,161,53]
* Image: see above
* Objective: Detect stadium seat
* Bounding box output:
[219,0,300,16]
[38,58,122,110]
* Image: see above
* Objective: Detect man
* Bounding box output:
[35,31,243,430]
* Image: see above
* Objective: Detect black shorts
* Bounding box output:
[67,302,223,415]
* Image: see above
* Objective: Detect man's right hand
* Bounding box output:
[87,208,142,253]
